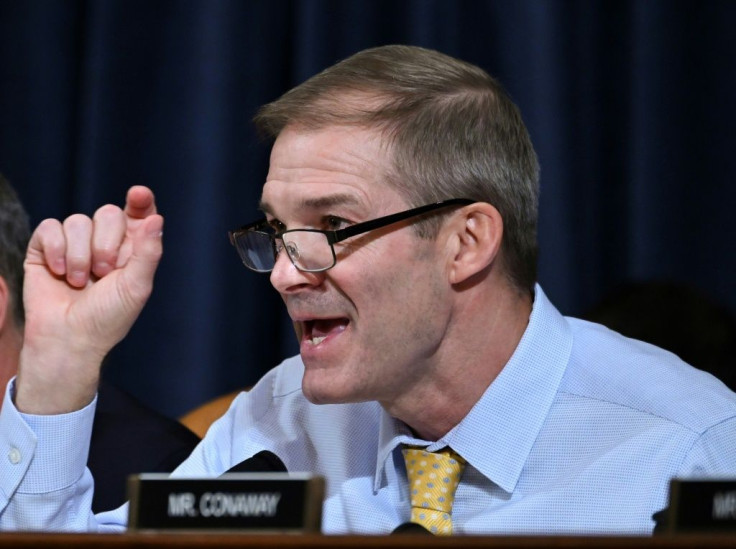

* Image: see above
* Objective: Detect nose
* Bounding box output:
[269,247,323,294]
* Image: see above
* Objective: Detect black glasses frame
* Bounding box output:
[229,197,474,273]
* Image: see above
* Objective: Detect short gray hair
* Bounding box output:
[255,45,539,292]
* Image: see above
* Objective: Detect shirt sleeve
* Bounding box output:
[0,360,291,532]
[676,416,736,478]
[0,377,125,531]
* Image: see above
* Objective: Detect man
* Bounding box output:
[0,174,200,513]
[1,45,735,534]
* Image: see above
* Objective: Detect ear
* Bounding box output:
[445,202,503,285]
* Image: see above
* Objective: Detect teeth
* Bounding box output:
[308,336,326,345]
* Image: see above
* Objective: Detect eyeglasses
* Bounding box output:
[228,198,474,273]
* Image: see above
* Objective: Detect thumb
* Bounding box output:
[123,214,164,302]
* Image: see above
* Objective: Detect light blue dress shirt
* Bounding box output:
[1,285,735,533]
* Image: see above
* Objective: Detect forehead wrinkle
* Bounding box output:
[299,193,362,210]
[259,192,363,218]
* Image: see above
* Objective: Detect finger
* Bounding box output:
[121,214,164,304]
[125,185,157,219]
[92,204,126,277]
[62,214,94,287]
[27,218,67,275]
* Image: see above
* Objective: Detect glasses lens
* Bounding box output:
[232,230,276,272]
[283,230,336,272]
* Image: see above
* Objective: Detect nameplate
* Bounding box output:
[667,479,736,532]
[127,473,325,533]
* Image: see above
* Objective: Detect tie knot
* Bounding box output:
[402,447,466,535]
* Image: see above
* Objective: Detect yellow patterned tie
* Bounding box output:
[402,447,466,535]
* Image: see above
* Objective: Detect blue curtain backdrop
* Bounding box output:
[1,0,734,418]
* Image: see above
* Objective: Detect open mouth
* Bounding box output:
[302,317,349,346]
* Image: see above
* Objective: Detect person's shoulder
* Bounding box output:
[224,355,381,460]
[235,354,304,404]
[233,354,379,425]
[90,381,202,511]
[94,381,200,445]
[272,354,306,396]
[224,354,307,422]
[562,317,736,433]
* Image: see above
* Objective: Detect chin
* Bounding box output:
[302,384,343,405]
[301,377,366,406]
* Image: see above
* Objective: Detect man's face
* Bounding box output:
[261,125,454,406]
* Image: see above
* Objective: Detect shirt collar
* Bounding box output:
[374,284,573,494]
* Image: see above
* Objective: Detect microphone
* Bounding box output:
[651,507,668,534]
[391,522,433,535]
[223,450,287,474]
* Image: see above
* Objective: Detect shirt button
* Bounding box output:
[8,447,21,465]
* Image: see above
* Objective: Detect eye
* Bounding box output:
[324,215,350,231]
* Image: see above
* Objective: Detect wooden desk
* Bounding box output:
[0,534,735,549]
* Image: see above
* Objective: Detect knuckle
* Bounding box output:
[37,217,60,230]
[34,218,64,249]
[94,235,120,254]
[94,203,123,220]
[63,213,92,231]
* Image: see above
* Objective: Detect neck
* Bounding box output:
[383,282,533,441]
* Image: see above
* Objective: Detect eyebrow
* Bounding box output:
[259,193,362,216]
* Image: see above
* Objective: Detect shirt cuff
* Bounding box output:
[0,377,97,495]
